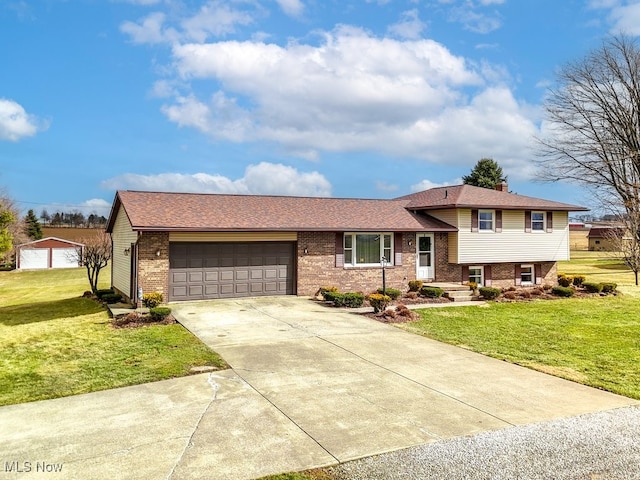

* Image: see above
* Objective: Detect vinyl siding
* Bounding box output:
[454,209,570,263]
[169,232,298,242]
[111,205,137,296]
[427,209,459,227]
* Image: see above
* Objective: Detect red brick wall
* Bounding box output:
[137,232,169,297]
[297,232,416,295]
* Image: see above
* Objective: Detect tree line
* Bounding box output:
[39,210,107,228]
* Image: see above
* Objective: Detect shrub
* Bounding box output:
[530,288,543,296]
[142,292,163,308]
[420,286,444,298]
[467,281,478,291]
[557,276,573,287]
[150,306,172,320]
[572,275,586,287]
[543,284,553,291]
[102,293,122,304]
[582,282,603,294]
[519,290,532,299]
[377,287,401,300]
[96,288,115,299]
[506,286,516,292]
[404,291,418,299]
[503,291,517,300]
[369,293,391,313]
[319,286,338,295]
[332,292,365,308]
[323,290,340,302]
[552,286,574,297]
[408,280,423,292]
[601,282,618,293]
[479,287,501,300]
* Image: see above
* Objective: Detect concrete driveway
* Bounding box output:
[170,296,637,478]
[0,296,636,480]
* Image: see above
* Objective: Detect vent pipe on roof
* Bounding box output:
[445,190,448,199]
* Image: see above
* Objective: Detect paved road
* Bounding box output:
[0,296,636,480]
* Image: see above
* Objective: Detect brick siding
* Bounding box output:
[137,232,169,297]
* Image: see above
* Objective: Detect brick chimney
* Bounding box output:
[495,181,508,192]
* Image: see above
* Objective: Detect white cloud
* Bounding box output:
[388,9,426,39]
[120,12,178,44]
[607,3,640,35]
[375,181,399,193]
[120,1,256,45]
[0,98,47,141]
[410,178,462,192]
[161,27,539,169]
[275,0,304,17]
[101,162,332,196]
[449,6,502,33]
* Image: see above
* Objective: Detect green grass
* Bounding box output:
[0,267,227,406]
[559,250,639,295]
[405,251,640,399]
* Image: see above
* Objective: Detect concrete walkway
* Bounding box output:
[0,296,636,480]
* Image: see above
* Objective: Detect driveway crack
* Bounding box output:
[166,373,221,480]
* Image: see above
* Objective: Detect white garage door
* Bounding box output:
[52,248,79,268]
[20,248,49,269]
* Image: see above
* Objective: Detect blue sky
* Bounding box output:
[1,0,638,219]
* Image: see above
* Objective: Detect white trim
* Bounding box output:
[343,232,393,267]
[469,265,484,286]
[478,210,495,232]
[521,264,534,286]
[531,212,545,233]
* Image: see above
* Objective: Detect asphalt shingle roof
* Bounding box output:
[108,190,458,232]
[396,184,588,211]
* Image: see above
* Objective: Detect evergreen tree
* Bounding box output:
[462,158,506,189]
[24,209,43,240]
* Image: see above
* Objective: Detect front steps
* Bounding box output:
[425,282,478,302]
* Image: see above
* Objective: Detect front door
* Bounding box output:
[416,233,434,280]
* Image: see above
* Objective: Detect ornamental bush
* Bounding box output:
[102,293,122,304]
[407,280,423,292]
[552,286,574,297]
[558,276,573,287]
[142,292,163,308]
[420,286,444,298]
[149,306,172,320]
[601,282,618,293]
[478,286,501,300]
[572,275,586,287]
[96,288,115,299]
[582,282,603,293]
[323,290,339,302]
[377,287,401,300]
[332,292,365,308]
[369,293,391,313]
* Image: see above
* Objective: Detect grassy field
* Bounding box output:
[403,251,640,400]
[0,267,227,406]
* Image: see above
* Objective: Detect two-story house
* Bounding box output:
[106,183,587,302]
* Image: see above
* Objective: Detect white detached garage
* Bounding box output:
[17,237,84,270]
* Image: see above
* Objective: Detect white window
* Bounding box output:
[521,264,534,285]
[479,210,494,232]
[531,212,545,232]
[344,233,393,266]
[469,266,484,286]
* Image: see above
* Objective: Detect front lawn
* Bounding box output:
[0,267,227,406]
[406,252,640,399]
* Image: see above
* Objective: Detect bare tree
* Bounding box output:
[76,231,112,293]
[603,211,640,286]
[537,35,640,283]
